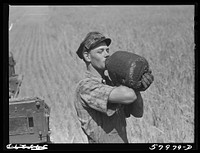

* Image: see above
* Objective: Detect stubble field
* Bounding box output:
[9,5,194,143]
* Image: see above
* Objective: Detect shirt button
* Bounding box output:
[102,79,106,84]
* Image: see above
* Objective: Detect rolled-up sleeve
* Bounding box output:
[79,79,118,116]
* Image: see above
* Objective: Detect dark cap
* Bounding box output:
[76,32,111,59]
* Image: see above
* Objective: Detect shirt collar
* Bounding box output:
[85,70,108,84]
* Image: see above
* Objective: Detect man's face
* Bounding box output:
[88,42,110,71]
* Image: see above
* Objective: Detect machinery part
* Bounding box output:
[9,97,51,143]
[9,74,23,99]
[9,52,16,77]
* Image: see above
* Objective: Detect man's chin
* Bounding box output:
[102,66,106,71]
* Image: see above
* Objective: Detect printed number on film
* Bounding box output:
[149,144,192,150]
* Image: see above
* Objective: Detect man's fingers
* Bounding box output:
[142,75,150,88]
[144,73,154,83]
[140,71,154,91]
[150,74,154,82]
[147,74,154,83]
[148,68,152,74]
[142,80,148,89]
[143,74,151,84]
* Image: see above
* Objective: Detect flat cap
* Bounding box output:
[76,32,111,59]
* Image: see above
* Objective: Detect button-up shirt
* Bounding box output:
[74,71,131,143]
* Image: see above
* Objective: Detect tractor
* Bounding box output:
[9,52,51,143]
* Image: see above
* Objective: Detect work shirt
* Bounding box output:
[74,71,132,143]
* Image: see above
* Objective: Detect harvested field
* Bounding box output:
[9,5,194,143]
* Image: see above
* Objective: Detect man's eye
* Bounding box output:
[106,49,109,53]
[97,50,103,54]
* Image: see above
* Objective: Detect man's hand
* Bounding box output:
[140,69,154,91]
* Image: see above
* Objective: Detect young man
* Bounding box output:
[74,32,153,143]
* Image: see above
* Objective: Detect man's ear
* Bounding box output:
[83,51,91,62]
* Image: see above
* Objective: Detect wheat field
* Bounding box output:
[9,5,194,143]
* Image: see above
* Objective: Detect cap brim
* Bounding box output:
[76,38,111,59]
[101,38,111,47]
[76,43,85,59]
[90,38,111,50]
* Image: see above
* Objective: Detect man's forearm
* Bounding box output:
[108,85,137,104]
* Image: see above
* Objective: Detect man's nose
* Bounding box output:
[104,50,110,58]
